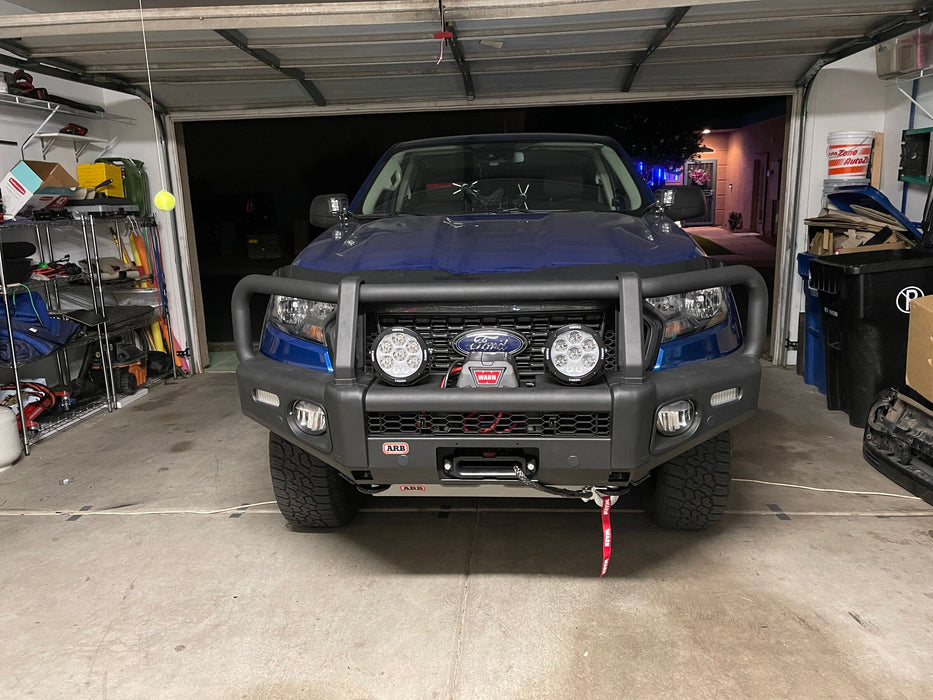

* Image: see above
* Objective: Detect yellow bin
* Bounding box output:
[77,162,125,198]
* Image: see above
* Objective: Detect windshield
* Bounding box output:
[358,139,648,217]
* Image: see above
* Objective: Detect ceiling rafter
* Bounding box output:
[214,28,326,106]
[620,5,691,93]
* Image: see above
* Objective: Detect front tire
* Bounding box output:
[269,433,360,528]
[644,430,731,530]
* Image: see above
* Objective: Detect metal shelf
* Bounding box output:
[0,213,172,455]
[27,397,109,445]
[0,91,135,125]
[33,132,116,159]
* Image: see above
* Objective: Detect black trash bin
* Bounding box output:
[809,247,933,427]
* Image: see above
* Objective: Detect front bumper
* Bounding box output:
[233,265,768,488]
[864,388,933,506]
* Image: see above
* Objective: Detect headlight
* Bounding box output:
[372,327,429,385]
[544,324,606,385]
[270,296,336,344]
[646,287,728,342]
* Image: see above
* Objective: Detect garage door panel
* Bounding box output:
[152,77,313,111]
[683,0,916,23]
[270,41,444,65]
[0,1,922,114]
[242,22,441,43]
[456,7,671,35]
[313,72,466,103]
[653,39,832,65]
[475,66,624,95]
[638,55,816,89]
[23,28,226,52]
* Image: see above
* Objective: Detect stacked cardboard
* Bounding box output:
[805,205,914,256]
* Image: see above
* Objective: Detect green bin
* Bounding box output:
[95,157,151,216]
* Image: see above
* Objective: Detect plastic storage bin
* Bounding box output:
[797,252,826,394]
[809,248,933,427]
[95,158,150,216]
[76,162,124,198]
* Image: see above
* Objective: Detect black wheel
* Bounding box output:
[269,432,360,528]
[644,430,731,530]
[119,373,136,394]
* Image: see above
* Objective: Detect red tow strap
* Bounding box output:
[600,496,613,577]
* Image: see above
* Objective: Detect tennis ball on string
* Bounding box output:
[154,190,176,212]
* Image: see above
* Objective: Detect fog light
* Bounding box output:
[710,387,741,406]
[372,327,429,385]
[253,389,280,407]
[544,324,606,384]
[293,400,327,434]
[656,400,695,436]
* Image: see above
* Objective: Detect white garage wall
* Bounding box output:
[881,72,933,221]
[782,47,927,366]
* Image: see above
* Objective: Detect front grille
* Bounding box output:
[368,411,612,436]
[364,308,616,378]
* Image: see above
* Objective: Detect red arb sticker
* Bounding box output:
[399,484,426,492]
[471,368,503,386]
[382,442,409,455]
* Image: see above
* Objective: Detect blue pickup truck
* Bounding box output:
[232,133,767,529]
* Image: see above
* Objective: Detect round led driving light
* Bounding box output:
[544,324,606,384]
[371,327,429,385]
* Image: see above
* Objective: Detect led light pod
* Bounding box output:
[293,400,327,434]
[372,327,429,385]
[656,400,695,436]
[543,324,606,384]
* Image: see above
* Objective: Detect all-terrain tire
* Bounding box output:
[269,432,360,528]
[644,430,731,530]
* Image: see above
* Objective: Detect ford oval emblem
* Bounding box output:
[453,328,528,356]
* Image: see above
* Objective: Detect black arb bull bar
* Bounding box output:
[232,265,768,484]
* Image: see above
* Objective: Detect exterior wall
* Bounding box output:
[727,116,786,238]
[691,117,785,235]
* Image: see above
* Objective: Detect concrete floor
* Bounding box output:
[1,366,932,698]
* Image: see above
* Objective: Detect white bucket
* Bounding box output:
[0,407,22,471]
[826,131,874,179]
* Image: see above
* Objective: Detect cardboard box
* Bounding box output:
[1,160,77,217]
[906,294,933,403]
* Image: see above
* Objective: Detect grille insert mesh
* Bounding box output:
[368,411,611,436]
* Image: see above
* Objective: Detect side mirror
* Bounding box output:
[652,185,707,222]
[310,194,349,228]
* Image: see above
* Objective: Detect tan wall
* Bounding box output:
[692,116,786,234]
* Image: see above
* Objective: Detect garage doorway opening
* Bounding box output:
[180,96,787,369]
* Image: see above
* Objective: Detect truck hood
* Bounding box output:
[293,211,703,274]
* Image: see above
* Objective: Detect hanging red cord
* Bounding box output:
[434,0,452,64]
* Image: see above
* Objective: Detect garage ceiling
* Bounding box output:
[0,1,927,118]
